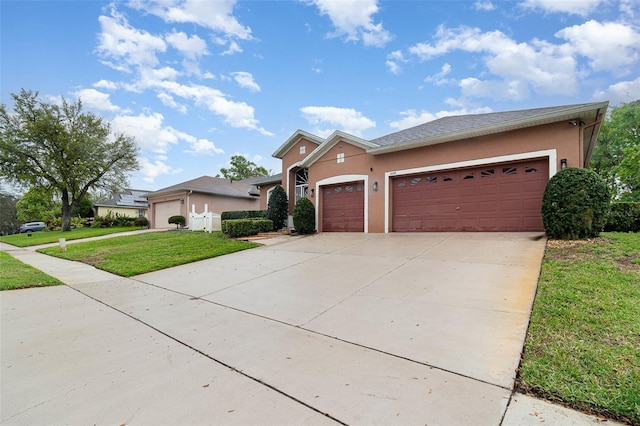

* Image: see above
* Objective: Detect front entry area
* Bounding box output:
[321,181,365,232]
[392,158,549,232]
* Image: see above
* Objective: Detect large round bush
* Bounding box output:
[293,197,316,234]
[541,168,610,239]
[266,185,289,230]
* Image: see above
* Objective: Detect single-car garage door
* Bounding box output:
[322,181,365,232]
[154,200,181,229]
[392,159,548,232]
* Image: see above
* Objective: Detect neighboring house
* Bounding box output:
[146,176,259,229]
[94,189,150,219]
[259,102,609,233]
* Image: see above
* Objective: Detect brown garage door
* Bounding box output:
[322,181,365,232]
[392,159,548,232]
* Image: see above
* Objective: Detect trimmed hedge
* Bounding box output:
[541,168,610,240]
[220,210,267,221]
[605,202,640,232]
[168,215,185,228]
[293,197,315,234]
[223,218,274,238]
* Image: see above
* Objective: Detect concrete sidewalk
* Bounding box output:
[1,235,621,425]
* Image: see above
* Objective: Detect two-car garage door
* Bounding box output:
[392,159,548,232]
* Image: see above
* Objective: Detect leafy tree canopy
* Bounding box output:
[0,190,19,235]
[16,186,60,223]
[590,100,640,200]
[0,90,139,231]
[217,155,269,181]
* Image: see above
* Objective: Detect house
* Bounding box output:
[93,189,150,219]
[258,102,609,233]
[146,176,259,229]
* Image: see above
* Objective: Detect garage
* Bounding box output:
[392,159,548,232]
[154,200,181,228]
[322,181,365,232]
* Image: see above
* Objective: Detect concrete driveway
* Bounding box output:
[2,232,551,425]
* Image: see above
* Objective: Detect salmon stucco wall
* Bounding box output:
[304,122,581,233]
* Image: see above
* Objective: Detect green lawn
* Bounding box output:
[38,231,260,277]
[0,251,63,291]
[519,232,640,424]
[0,227,137,247]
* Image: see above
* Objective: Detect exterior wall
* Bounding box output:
[148,190,259,229]
[96,206,148,219]
[258,183,278,210]
[305,122,581,233]
[281,138,315,212]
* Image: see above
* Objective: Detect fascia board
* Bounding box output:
[272,130,323,158]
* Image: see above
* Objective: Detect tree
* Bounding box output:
[0,90,139,231]
[0,191,19,235]
[266,185,288,230]
[218,155,269,181]
[16,186,60,223]
[590,100,640,200]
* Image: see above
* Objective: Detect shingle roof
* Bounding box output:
[94,189,150,208]
[146,176,257,199]
[367,102,608,154]
[251,173,282,185]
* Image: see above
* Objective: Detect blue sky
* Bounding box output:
[2,0,639,191]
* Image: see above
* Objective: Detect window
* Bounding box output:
[299,145,306,154]
[337,153,345,163]
[481,169,495,177]
[294,168,308,203]
[502,167,517,175]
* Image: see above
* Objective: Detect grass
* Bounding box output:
[518,232,640,424]
[0,227,137,247]
[0,251,63,291]
[37,231,260,277]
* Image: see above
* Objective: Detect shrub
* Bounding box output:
[541,168,610,239]
[605,202,640,232]
[266,185,288,230]
[168,215,185,229]
[134,217,149,228]
[220,210,267,221]
[223,218,273,238]
[293,197,315,234]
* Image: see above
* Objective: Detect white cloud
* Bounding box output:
[520,0,605,16]
[408,25,578,100]
[473,1,495,11]
[74,88,120,112]
[593,77,640,106]
[386,50,406,74]
[165,30,208,59]
[300,106,376,137]
[139,157,182,183]
[111,112,189,153]
[157,92,188,113]
[425,63,453,86]
[308,0,392,47]
[184,138,224,155]
[556,20,640,73]
[232,71,261,92]
[128,0,252,40]
[389,106,493,131]
[93,79,118,90]
[221,40,243,56]
[97,10,166,71]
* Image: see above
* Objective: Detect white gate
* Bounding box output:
[188,204,221,233]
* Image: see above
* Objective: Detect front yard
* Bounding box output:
[518,232,640,424]
[0,227,136,247]
[0,252,62,291]
[37,231,259,277]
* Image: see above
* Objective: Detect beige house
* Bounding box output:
[146,176,260,229]
[94,189,150,219]
[259,102,609,233]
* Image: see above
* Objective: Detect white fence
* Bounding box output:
[188,204,221,233]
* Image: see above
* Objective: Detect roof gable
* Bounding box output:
[300,130,378,167]
[272,130,324,159]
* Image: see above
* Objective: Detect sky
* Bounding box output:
[2,0,639,192]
